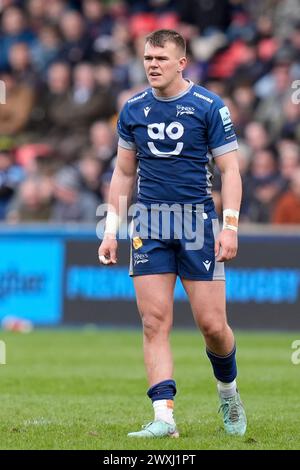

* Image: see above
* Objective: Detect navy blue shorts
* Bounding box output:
[129,204,225,280]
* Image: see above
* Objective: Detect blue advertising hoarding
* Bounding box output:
[0,238,64,324]
[63,237,300,329]
[66,265,300,304]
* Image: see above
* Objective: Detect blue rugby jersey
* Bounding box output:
[117,81,238,210]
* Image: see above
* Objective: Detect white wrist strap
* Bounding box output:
[223,209,239,232]
[104,211,121,236]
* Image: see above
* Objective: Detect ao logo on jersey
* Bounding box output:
[147,121,184,157]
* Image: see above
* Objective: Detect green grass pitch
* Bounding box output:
[0,329,299,450]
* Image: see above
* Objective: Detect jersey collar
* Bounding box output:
[151,79,194,102]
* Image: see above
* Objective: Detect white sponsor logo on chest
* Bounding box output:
[176,105,195,117]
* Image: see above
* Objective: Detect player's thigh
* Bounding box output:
[134,273,177,326]
[181,279,227,330]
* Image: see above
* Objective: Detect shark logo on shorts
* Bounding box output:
[134,253,149,266]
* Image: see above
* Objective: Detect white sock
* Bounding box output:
[217,379,237,398]
[153,399,175,425]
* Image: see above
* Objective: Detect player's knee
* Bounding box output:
[140,305,172,339]
[142,316,172,340]
[201,320,227,341]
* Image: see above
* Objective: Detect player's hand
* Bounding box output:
[215,229,238,262]
[98,234,118,265]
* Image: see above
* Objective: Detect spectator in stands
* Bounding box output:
[230,40,267,86]
[273,167,300,224]
[59,10,92,66]
[44,0,69,23]
[89,121,117,169]
[45,60,71,111]
[254,53,294,138]
[26,0,47,32]
[46,61,71,97]
[0,139,25,220]
[278,140,300,181]
[78,150,104,203]
[52,166,99,222]
[8,42,38,88]
[82,0,114,40]
[27,61,71,142]
[0,70,34,138]
[30,24,62,76]
[246,148,285,222]
[273,0,300,38]
[0,5,36,71]
[6,177,53,222]
[49,63,115,144]
[244,121,270,153]
[111,44,133,91]
[277,97,300,142]
[94,61,120,101]
[232,83,258,125]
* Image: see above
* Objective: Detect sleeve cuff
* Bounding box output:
[118,137,136,150]
[211,140,238,157]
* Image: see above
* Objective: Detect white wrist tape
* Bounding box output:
[104,211,121,236]
[223,208,239,232]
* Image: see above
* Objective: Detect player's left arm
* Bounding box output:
[214,150,242,262]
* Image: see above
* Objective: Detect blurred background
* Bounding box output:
[0,0,299,330]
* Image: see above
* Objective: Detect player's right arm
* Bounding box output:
[98,146,137,265]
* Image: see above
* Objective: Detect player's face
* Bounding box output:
[144,41,186,92]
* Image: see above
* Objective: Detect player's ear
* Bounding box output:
[177,56,187,72]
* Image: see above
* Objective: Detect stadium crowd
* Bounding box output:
[0,0,299,224]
